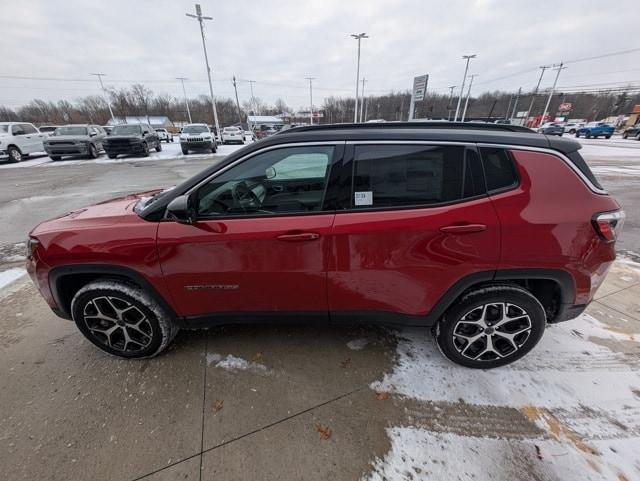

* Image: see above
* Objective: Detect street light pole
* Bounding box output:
[232,75,243,125]
[89,73,115,123]
[176,77,192,124]
[360,78,367,122]
[447,85,456,121]
[351,33,368,123]
[186,4,221,137]
[305,77,316,125]
[454,54,476,121]
[461,74,477,122]
[540,62,566,126]
[510,86,522,121]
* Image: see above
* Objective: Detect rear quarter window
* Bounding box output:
[479,147,519,193]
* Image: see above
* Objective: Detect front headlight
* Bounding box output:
[27,237,40,259]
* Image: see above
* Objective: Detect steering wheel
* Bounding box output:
[231,181,261,211]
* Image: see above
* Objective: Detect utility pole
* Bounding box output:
[89,73,115,123]
[510,87,522,121]
[351,33,368,123]
[454,54,476,121]
[176,77,192,124]
[305,77,315,125]
[525,65,550,127]
[232,75,243,125]
[540,62,566,126]
[359,78,367,122]
[186,4,221,137]
[461,74,477,122]
[246,80,257,113]
[447,85,456,121]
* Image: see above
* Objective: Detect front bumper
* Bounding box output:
[0,149,8,160]
[104,141,145,155]
[181,140,213,149]
[45,143,90,156]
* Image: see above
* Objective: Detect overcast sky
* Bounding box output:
[2,0,640,111]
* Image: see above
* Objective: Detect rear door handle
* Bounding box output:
[277,232,320,242]
[440,224,487,234]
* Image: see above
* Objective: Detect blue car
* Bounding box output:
[575,122,614,139]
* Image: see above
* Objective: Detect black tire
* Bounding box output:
[71,280,178,359]
[586,133,591,139]
[50,155,62,161]
[88,143,98,159]
[108,154,117,159]
[575,132,580,138]
[435,285,546,369]
[623,133,628,139]
[605,135,611,139]
[637,134,640,141]
[7,146,22,163]
[141,142,149,157]
[211,145,217,153]
[181,147,189,155]
[156,142,162,152]
[569,129,576,134]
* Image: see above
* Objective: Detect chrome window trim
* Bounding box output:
[476,143,607,195]
[345,140,473,147]
[185,141,341,196]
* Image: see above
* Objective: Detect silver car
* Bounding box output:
[44,125,107,160]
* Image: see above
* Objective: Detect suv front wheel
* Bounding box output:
[435,285,546,369]
[71,280,178,358]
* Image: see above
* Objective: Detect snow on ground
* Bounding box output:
[368,258,640,481]
[0,137,251,170]
[206,352,272,375]
[0,268,26,290]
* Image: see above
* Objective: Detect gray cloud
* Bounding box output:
[2,0,639,110]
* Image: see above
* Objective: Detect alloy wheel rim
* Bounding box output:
[11,149,21,161]
[452,302,532,362]
[82,296,153,353]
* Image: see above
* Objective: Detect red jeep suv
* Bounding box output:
[27,123,623,368]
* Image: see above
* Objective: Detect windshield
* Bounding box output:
[183,125,209,134]
[54,126,88,136]
[112,125,142,135]
[0,125,8,134]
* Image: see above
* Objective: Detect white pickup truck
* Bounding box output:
[0,122,47,162]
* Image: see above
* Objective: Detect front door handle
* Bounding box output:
[440,224,487,234]
[277,232,320,242]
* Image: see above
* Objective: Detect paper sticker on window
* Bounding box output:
[354,191,373,206]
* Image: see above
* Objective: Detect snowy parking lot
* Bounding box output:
[1,134,640,480]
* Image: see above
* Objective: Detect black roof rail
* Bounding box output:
[279,121,534,135]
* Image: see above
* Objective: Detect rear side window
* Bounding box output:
[352,145,485,208]
[566,150,603,191]
[479,147,518,192]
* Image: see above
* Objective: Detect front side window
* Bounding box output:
[197,146,334,217]
[22,124,37,134]
[351,145,483,209]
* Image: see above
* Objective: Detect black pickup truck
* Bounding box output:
[103,124,162,159]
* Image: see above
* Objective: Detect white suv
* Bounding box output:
[0,122,47,162]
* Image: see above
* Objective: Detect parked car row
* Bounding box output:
[536,121,617,140]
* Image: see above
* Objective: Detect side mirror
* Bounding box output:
[166,195,195,224]
[90,132,97,137]
[143,130,149,135]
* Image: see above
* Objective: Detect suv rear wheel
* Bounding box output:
[435,285,545,369]
[71,280,178,358]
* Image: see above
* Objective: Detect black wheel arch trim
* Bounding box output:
[48,264,179,321]
[424,268,576,325]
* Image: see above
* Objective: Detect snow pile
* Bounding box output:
[366,311,640,480]
[365,428,636,481]
[347,338,369,350]
[207,353,271,375]
[0,268,27,291]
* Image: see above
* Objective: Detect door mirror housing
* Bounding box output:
[166,195,195,224]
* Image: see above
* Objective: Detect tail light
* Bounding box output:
[592,210,625,242]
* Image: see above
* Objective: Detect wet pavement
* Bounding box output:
[1,137,640,480]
